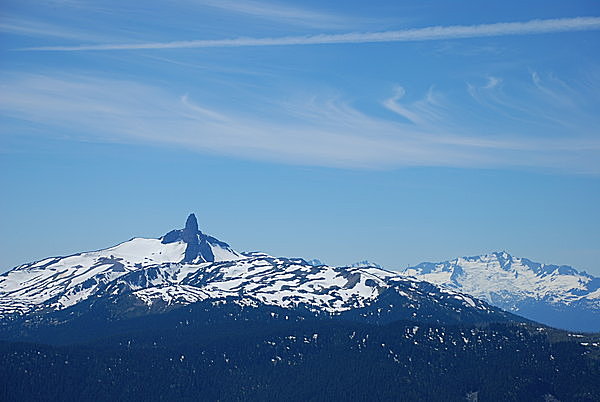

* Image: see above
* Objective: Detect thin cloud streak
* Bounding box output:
[18,17,600,51]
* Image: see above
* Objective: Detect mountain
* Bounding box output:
[0,214,511,328]
[305,258,324,266]
[1,215,599,401]
[0,213,241,317]
[402,251,600,332]
[348,260,383,269]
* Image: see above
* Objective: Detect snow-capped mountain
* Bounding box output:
[4,215,600,401]
[305,258,324,266]
[348,260,384,269]
[0,214,241,316]
[0,214,510,326]
[402,251,600,332]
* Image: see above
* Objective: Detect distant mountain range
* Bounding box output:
[348,260,384,269]
[401,252,600,332]
[0,215,597,331]
[0,214,509,326]
[0,214,599,400]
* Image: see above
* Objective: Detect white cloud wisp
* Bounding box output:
[1,73,599,173]
[18,17,600,51]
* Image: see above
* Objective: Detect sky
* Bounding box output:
[1,0,599,275]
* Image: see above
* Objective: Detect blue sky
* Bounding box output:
[1,1,599,274]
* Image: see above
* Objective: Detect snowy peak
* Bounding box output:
[0,215,507,326]
[402,251,600,331]
[405,251,599,300]
[409,251,593,279]
[161,213,241,263]
[305,259,324,267]
[0,214,243,315]
[348,260,383,269]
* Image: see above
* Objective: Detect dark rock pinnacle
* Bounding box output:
[182,213,199,244]
[162,214,215,263]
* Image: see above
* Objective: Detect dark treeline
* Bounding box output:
[0,303,599,401]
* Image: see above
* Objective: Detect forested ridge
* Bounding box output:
[1,303,598,401]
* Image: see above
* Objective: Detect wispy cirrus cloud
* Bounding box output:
[383,86,447,127]
[1,72,599,173]
[194,0,350,29]
[17,16,600,51]
[467,71,600,135]
[0,16,109,42]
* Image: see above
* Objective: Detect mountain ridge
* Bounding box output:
[401,251,600,332]
[0,214,515,329]
[1,215,597,332]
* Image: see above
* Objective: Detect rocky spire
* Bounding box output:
[162,213,216,263]
[182,214,200,262]
[182,213,199,243]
